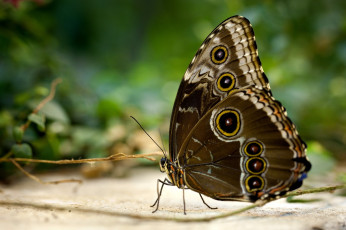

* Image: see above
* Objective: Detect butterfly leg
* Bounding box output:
[199,193,217,210]
[182,186,187,215]
[151,178,172,213]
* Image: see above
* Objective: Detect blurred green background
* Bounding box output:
[0,0,345,180]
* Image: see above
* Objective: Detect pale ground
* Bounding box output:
[0,167,345,230]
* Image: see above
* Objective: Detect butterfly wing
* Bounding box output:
[169,16,270,161]
[176,87,310,201]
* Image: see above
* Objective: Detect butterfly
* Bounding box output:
[152,15,311,214]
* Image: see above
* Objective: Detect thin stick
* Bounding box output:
[283,184,346,197]
[33,78,62,113]
[0,152,163,164]
[0,151,14,161]
[10,159,82,185]
[0,198,266,222]
[179,200,269,222]
[21,78,62,132]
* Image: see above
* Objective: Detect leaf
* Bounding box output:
[29,101,70,124]
[13,126,24,143]
[28,113,46,131]
[11,143,33,158]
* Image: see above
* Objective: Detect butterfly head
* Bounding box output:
[159,157,168,173]
[159,157,174,183]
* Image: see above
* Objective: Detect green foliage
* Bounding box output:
[0,0,345,179]
[13,126,24,143]
[28,113,46,131]
[306,141,336,175]
[11,143,33,158]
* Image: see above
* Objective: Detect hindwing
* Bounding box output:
[177,87,310,201]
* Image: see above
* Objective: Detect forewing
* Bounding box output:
[169,16,270,160]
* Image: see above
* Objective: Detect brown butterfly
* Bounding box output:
[152,15,311,214]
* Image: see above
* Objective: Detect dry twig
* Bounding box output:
[0,152,162,164]
[10,159,82,184]
[20,78,62,132]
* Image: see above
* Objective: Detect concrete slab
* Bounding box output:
[0,168,345,230]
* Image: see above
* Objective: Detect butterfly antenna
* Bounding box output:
[130,116,166,157]
[158,129,168,156]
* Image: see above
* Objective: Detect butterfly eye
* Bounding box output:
[211,45,228,64]
[245,175,264,192]
[217,73,235,92]
[246,157,266,174]
[215,109,240,137]
[159,157,167,172]
[244,141,263,156]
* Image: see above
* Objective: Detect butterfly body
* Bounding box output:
[155,15,310,212]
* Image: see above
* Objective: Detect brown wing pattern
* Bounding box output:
[177,87,310,201]
[169,16,270,160]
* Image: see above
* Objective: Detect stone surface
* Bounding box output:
[0,168,345,230]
